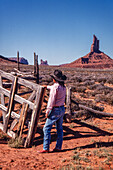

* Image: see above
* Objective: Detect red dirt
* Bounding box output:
[0,109,113,170]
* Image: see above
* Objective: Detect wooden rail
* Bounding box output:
[67,87,113,118]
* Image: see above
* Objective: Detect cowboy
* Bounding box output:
[38,69,67,153]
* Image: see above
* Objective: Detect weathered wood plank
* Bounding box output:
[0,86,11,97]
[0,75,5,124]
[7,129,16,138]
[17,103,26,134]
[0,70,40,90]
[0,123,3,130]
[0,104,20,120]
[14,68,33,75]
[0,86,34,109]
[3,77,18,133]
[3,82,12,88]
[19,103,29,138]
[18,76,39,90]
[28,90,36,101]
[24,87,46,147]
[10,119,18,131]
[0,70,14,81]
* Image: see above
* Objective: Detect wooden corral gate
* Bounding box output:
[0,70,46,147]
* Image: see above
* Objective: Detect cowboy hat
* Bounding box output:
[50,70,67,82]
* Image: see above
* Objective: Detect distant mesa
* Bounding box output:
[9,57,28,65]
[61,35,113,69]
[40,59,48,65]
[0,55,28,65]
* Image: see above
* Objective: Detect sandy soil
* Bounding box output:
[0,112,113,170]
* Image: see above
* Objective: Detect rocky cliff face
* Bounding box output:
[61,35,113,69]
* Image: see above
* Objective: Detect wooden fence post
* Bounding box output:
[36,55,39,84]
[17,51,20,71]
[34,52,36,76]
[34,53,39,84]
[66,86,72,122]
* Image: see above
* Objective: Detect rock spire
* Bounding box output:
[91,35,99,52]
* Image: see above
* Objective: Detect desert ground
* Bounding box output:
[0,64,113,170]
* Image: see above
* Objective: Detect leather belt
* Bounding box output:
[53,105,64,108]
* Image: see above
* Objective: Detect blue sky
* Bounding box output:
[0,0,113,65]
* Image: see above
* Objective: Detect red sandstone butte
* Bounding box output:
[61,35,113,69]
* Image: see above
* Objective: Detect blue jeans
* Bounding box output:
[43,106,65,150]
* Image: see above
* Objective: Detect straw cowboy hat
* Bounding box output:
[50,70,67,82]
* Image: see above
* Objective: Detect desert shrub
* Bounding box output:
[106,79,113,84]
[86,166,93,170]
[103,88,113,95]
[83,80,95,86]
[95,94,104,103]
[71,86,86,93]
[80,93,87,98]
[71,103,79,112]
[76,86,86,93]
[60,165,76,170]
[0,132,8,141]
[67,80,73,84]
[96,84,105,90]
[95,93,113,105]
[87,101,104,111]
[82,100,104,111]
[85,91,95,97]
[72,102,104,119]
[8,137,24,148]
[82,76,92,81]
[74,76,83,83]
[71,153,80,161]
[90,91,99,97]
[106,94,113,105]
[90,85,113,98]
[70,75,78,81]
[88,84,100,90]
[97,77,107,83]
[73,110,88,118]
[81,157,91,163]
